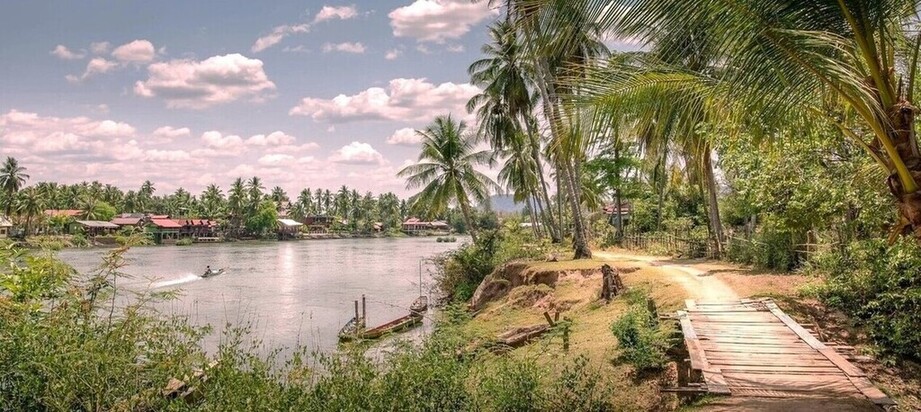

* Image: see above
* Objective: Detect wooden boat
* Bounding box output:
[345,313,422,341]
[337,316,363,341]
[201,268,224,278]
[410,295,428,315]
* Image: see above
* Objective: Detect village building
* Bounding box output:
[304,215,334,234]
[74,220,119,237]
[277,218,303,240]
[0,215,12,238]
[111,214,145,230]
[146,218,182,244]
[174,218,219,240]
[602,203,632,227]
[401,218,451,234]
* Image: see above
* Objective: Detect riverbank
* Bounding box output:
[456,249,921,410]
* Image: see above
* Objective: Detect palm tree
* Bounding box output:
[398,115,499,241]
[578,0,921,240]
[468,21,561,242]
[15,187,44,236]
[0,157,29,217]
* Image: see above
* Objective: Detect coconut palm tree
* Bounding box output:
[468,21,562,242]
[398,115,499,242]
[15,187,44,236]
[0,157,29,217]
[574,0,921,240]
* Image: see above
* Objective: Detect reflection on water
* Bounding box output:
[57,237,464,355]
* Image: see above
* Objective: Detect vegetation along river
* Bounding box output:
[57,237,464,355]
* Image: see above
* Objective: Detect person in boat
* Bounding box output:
[204,265,214,276]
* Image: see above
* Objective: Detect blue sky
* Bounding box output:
[0,0,501,196]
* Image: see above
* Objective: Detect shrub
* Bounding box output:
[176,237,194,246]
[610,291,671,371]
[809,238,921,361]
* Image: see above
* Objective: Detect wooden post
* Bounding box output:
[354,300,359,322]
[562,318,570,352]
[543,311,555,327]
[647,298,658,325]
[361,294,366,322]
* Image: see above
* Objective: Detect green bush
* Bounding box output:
[176,237,194,246]
[808,238,921,361]
[610,291,671,371]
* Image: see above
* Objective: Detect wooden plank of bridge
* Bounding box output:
[677,298,895,407]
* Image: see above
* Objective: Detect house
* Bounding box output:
[603,203,632,227]
[111,214,145,230]
[277,218,303,240]
[146,218,182,244]
[44,209,83,218]
[402,218,451,234]
[174,219,219,239]
[74,220,119,237]
[304,215,334,234]
[0,214,12,238]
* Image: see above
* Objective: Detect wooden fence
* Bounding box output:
[619,232,716,259]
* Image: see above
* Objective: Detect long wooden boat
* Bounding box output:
[347,313,422,341]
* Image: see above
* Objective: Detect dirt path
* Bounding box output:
[594,251,739,301]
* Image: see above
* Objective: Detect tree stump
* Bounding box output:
[600,264,625,301]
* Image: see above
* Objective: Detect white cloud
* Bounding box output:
[70,57,117,81]
[251,23,310,53]
[90,41,111,54]
[282,45,310,53]
[289,77,479,123]
[329,141,385,165]
[153,126,192,139]
[134,54,276,109]
[314,5,358,23]
[51,45,85,60]
[386,127,422,146]
[446,44,465,53]
[93,104,110,114]
[112,39,156,64]
[201,130,243,150]
[0,110,134,156]
[258,153,295,166]
[389,0,496,43]
[385,49,402,60]
[322,42,366,54]
[145,149,192,162]
[245,131,296,146]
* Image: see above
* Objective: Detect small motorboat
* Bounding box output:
[201,268,224,278]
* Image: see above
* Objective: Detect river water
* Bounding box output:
[57,237,464,355]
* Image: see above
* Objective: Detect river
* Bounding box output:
[56,237,465,355]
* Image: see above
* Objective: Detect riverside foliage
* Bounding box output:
[0,240,613,411]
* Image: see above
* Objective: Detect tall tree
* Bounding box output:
[0,157,29,217]
[581,0,921,241]
[398,115,499,241]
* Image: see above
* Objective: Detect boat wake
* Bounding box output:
[151,273,201,289]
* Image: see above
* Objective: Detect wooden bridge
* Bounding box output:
[676,298,894,408]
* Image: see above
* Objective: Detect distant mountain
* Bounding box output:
[484,194,525,214]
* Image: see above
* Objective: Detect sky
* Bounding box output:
[0,0,504,197]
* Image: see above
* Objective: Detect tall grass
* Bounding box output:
[0,239,615,411]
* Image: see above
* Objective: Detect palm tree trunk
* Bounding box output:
[524,119,561,243]
[459,200,478,243]
[526,196,541,238]
[885,99,921,239]
[702,147,724,257]
[614,189,624,239]
[560,158,592,258]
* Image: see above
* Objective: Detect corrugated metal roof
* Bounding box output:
[111,217,142,225]
[149,218,182,228]
[44,209,82,217]
[76,220,119,229]
[277,218,303,227]
[0,215,12,227]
